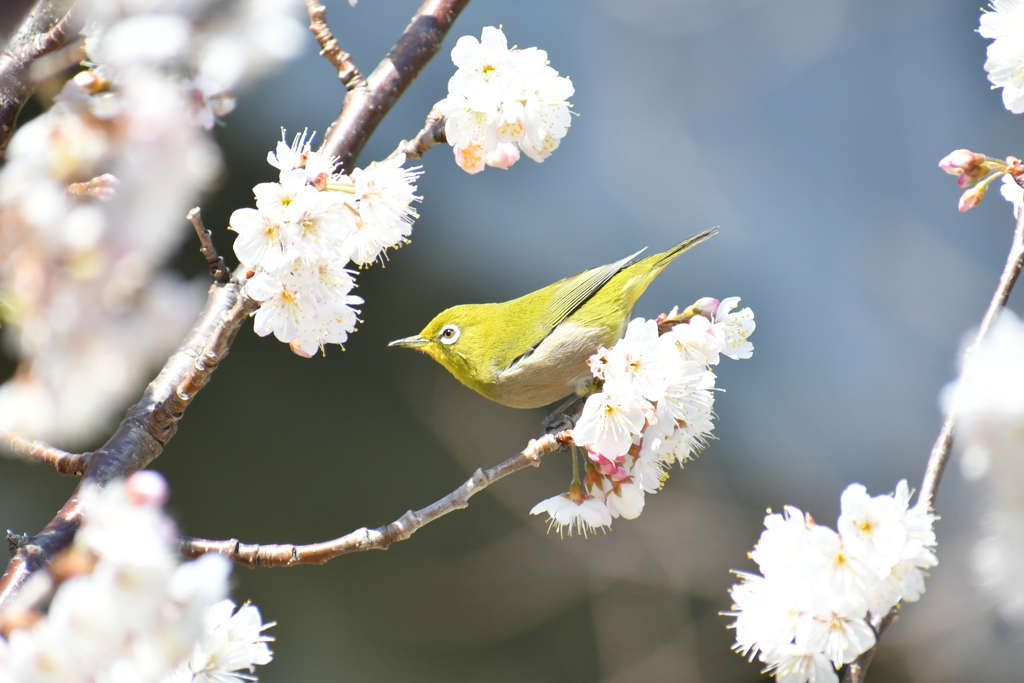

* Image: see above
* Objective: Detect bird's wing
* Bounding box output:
[504,248,645,371]
[538,247,646,330]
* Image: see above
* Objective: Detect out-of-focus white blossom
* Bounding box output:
[980,1,1024,113]
[0,472,273,683]
[531,298,754,534]
[727,482,937,682]
[435,26,574,173]
[0,0,304,447]
[231,132,422,356]
[945,310,1024,626]
[173,600,274,683]
[946,309,1024,479]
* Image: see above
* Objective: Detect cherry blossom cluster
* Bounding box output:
[944,310,1024,624]
[980,0,1024,114]
[938,149,1024,212]
[0,472,273,683]
[0,0,304,446]
[230,133,422,357]
[727,482,937,683]
[435,26,574,174]
[531,297,755,536]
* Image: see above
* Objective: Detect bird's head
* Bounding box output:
[389,303,497,390]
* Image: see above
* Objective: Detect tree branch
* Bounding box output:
[322,0,470,172]
[0,429,89,476]
[389,108,447,162]
[0,0,74,157]
[0,282,257,608]
[840,204,1024,683]
[0,0,473,607]
[187,207,230,284]
[178,431,569,567]
[305,0,364,91]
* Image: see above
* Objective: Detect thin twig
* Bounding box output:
[305,0,364,91]
[0,429,89,476]
[178,432,569,567]
[0,283,257,608]
[323,0,471,172]
[920,206,1024,505]
[0,0,74,157]
[840,202,1024,683]
[388,109,447,162]
[187,207,230,283]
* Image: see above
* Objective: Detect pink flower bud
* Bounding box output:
[125,470,170,508]
[485,142,520,170]
[958,186,986,212]
[939,149,984,176]
[677,297,719,323]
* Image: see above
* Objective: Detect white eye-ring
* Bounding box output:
[439,324,461,345]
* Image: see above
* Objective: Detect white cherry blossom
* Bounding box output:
[727,481,937,682]
[436,26,574,172]
[530,493,612,537]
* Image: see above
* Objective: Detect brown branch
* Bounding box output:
[389,108,447,162]
[187,207,230,283]
[1,0,471,607]
[0,0,74,157]
[179,431,569,567]
[840,201,1024,683]
[0,429,89,475]
[0,282,257,608]
[305,0,364,91]
[322,0,471,172]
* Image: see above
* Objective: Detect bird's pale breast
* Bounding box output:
[486,321,612,409]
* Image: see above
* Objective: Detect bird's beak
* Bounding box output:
[389,335,429,349]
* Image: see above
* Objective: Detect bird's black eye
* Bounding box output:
[440,324,461,345]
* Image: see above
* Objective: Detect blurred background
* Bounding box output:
[3,0,1023,680]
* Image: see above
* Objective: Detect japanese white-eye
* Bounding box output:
[389,227,718,409]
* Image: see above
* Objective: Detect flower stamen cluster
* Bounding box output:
[531,297,755,535]
[727,481,938,683]
[230,131,422,357]
[435,26,574,174]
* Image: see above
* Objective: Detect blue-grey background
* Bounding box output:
[3,0,1023,680]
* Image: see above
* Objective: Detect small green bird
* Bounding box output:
[389,227,718,409]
